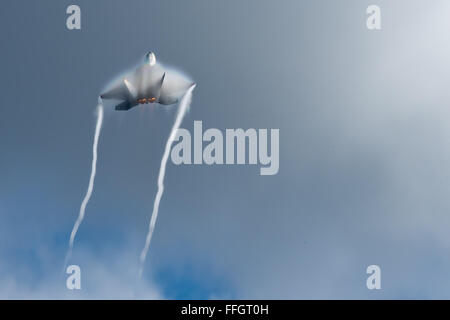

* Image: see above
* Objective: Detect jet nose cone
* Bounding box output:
[145,52,156,66]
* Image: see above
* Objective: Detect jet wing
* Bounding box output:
[100,81,129,100]
[159,72,195,105]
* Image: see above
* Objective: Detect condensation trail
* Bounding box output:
[66,98,104,265]
[139,84,196,278]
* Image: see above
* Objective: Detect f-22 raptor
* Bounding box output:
[100,52,194,111]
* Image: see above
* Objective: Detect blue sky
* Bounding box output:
[2,0,450,299]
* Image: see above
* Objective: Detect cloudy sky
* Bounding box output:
[2,0,450,299]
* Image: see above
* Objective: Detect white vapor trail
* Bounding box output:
[139,84,196,278]
[66,98,104,265]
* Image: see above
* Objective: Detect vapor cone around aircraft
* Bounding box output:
[100,52,195,111]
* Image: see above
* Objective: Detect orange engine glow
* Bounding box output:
[137,97,156,104]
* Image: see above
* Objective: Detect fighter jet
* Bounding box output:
[100,52,194,111]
